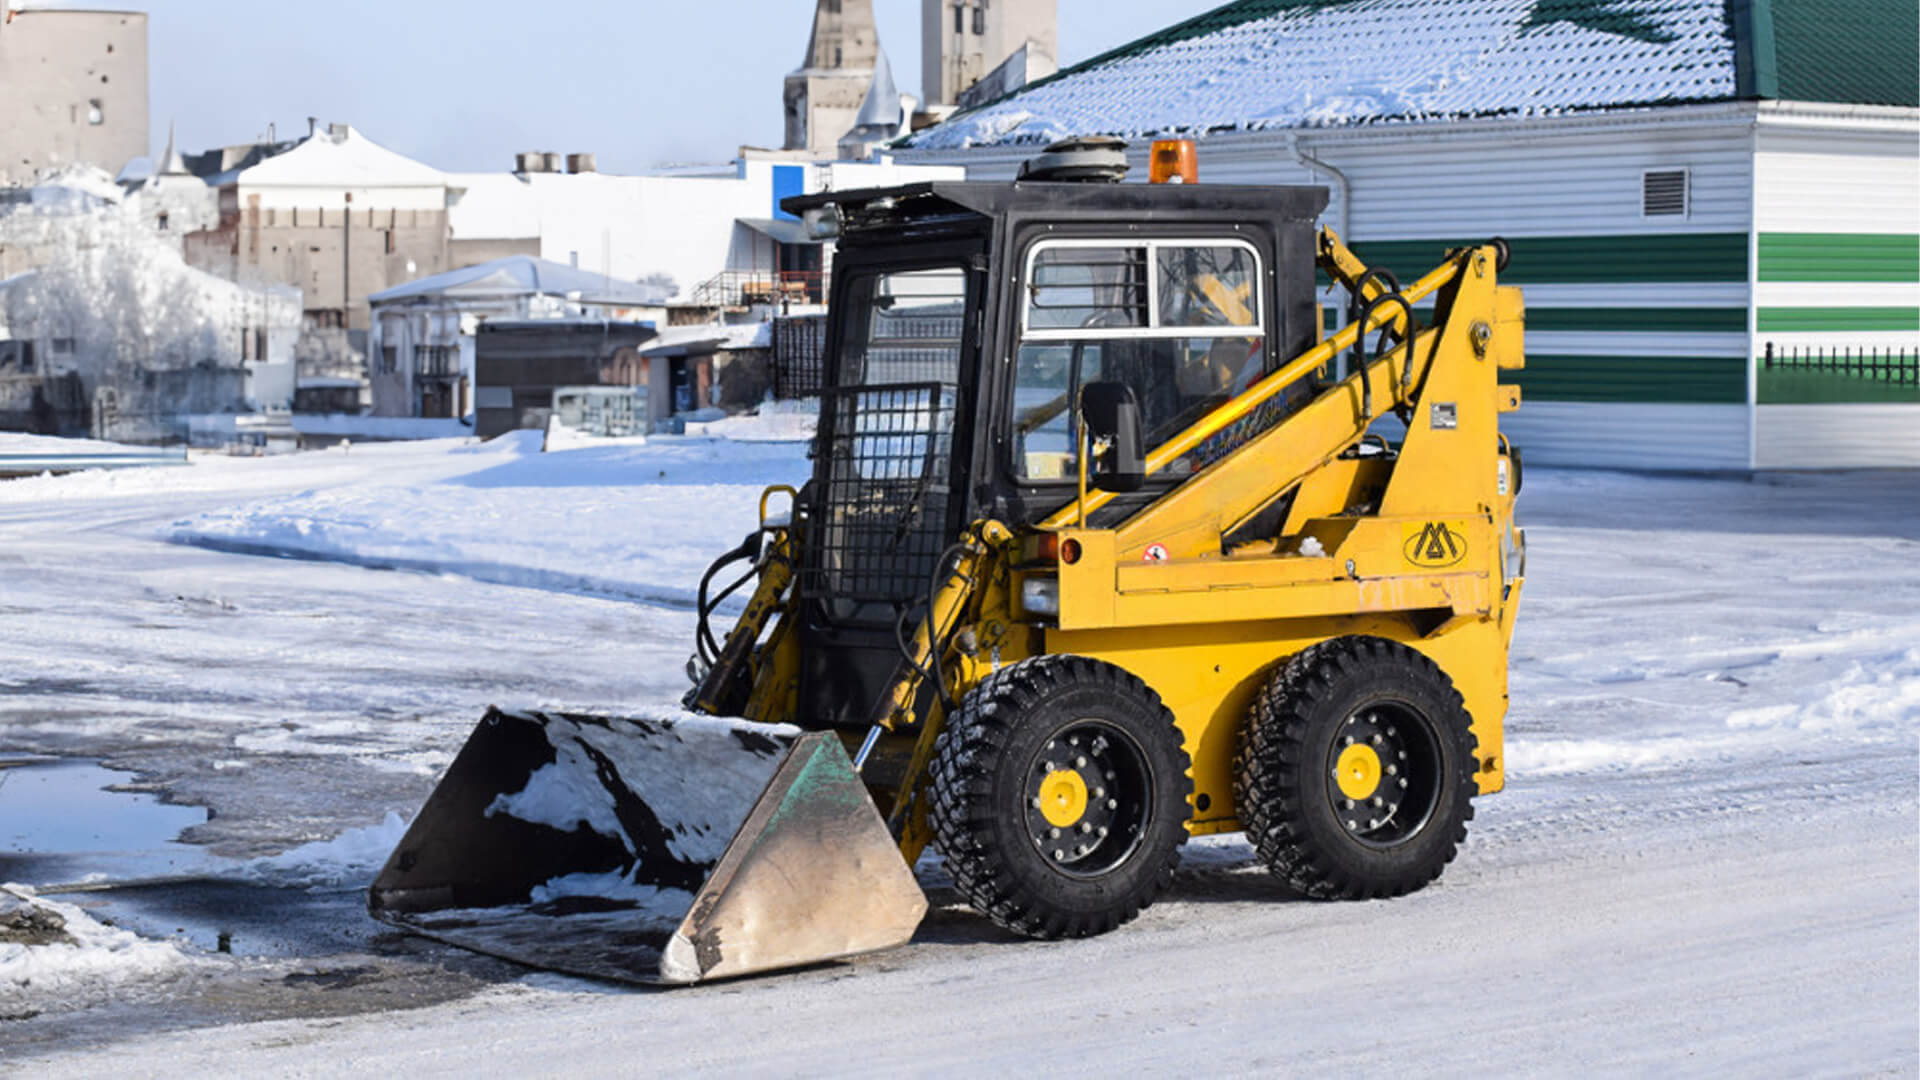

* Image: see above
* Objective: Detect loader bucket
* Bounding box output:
[368,707,927,985]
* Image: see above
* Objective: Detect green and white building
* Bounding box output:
[894,0,1920,470]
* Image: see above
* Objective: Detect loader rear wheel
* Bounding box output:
[930,656,1190,939]
[1234,636,1477,900]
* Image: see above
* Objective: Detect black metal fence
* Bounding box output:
[801,382,957,615]
[1763,342,1918,386]
[772,315,827,400]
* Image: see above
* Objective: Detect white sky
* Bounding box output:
[134,1,1224,173]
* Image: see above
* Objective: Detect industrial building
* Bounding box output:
[895,0,1919,470]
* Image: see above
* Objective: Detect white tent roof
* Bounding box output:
[369,255,670,306]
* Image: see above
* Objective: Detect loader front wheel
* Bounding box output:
[1235,636,1477,900]
[930,656,1190,940]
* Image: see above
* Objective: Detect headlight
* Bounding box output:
[802,205,841,241]
[1020,577,1059,618]
[1502,523,1526,584]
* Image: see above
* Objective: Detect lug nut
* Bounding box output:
[1094,787,1106,798]
[1076,755,1088,768]
[1030,797,1041,808]
[1053,850,1065,861]
[1398,778,1409,788]
[1106,799,1119,810]
[1097,826,1109,837]
[1049,827,1060,838]
[1371,797,1383,808]
[1343,735,1354,746]
[1346,820,1358,829]
[1398,751,1408,760]
[1387,764,1398,776]
[1368,818,1380,828]
[1079,822,1092,834]
[1387,726,1397,737]
[1371,734,1383,746]
[1342,798,1354,809]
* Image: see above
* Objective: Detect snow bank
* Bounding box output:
[1726,647,1920,734]
[231,812,412,890]
[168,436,811,608]
[0,884,191,1015]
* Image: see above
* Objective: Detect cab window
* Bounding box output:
[1012,239,1268,481]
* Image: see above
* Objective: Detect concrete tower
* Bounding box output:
[920,0,1057,110]
[784,0,879,154]
[0,6,149,184]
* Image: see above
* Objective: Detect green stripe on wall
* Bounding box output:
[1320,307,1749,332]
[1516,355,1748,404]
[1527,308,1749,332]
[1756,306,1920,332]
[1348,234,1750,285]
[1757,234,1920,283]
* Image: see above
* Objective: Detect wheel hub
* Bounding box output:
[1334,743,1382,800]
[1023,722,1149,877]
[1037,769,1089,827]
[1327,704,1440,848]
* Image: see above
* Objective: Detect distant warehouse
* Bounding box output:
[892,0,1920,470]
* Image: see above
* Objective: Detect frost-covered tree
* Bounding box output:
[2,192,231,384]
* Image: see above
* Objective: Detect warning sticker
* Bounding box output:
[1402,521,1469,569]
[1142,543,1170,563]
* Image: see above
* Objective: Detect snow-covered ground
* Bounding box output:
[0,426,1914,1074]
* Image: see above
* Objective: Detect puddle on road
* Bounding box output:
[0,758,376,959]
[0,758,208,885]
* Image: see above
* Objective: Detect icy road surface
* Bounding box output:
[0,431,1915,1074]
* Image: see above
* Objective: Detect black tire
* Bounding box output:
[929,655,1191,939]
[1234,636,1477,900]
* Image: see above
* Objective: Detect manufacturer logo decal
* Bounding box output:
[1142,543,1170,563]
[1402,521,1468,568]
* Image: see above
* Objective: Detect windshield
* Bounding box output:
[1012,239,1293,482]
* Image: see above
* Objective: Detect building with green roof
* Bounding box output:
[894,0,1919,469]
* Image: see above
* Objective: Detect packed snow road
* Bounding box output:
[1,433,1915,1075]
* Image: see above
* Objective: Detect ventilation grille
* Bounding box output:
[1642,169,1688,217]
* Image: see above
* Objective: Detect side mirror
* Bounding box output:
[1080,381,1146,493]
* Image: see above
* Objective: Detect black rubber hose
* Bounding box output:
[1351,292,1416,421]
[694,532,762,665]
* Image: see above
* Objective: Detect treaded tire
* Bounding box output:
[929,655,1191,939]
[1234,636,1477,900]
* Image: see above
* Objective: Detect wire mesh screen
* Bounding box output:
[802,382,958,615]
[772,315,827,400]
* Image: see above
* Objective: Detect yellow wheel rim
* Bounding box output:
[1037,769,1089,828]
[1334,744,1382,801]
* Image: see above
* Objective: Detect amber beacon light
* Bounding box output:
[1149,140,1198,184]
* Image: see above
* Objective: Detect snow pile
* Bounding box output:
[689,398,818,443]
[169,436,811,607]
[1726,646,1920,734]
[232,812,412,890]
[0,884,191,1016]
[0,431,175,457]
[907,0,1736,148]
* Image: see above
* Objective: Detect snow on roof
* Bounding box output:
[903,0,1742,149]
[369,255,670,306]
[211,126,445,189]
[640,321,771,356]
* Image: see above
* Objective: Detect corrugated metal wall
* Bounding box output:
[896,103,1920,470]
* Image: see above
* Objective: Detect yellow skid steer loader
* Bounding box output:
[370,139,1528,984]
